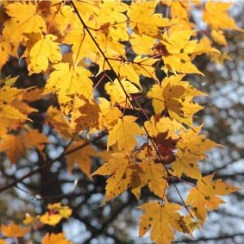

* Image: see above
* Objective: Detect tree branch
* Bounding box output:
[174,233,244,243]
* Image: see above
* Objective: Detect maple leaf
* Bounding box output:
[0,83,36,134]
[69,97,100,133]
[66,140,96,179]
[203,2,241,31]
[172,126,218,179]
[26,34,62,74]
[128,2,170,37]
[0,134,25,164]
[1,222,30,238]
[135,147,168,199]
[139,201,191,244]
[40,203,72,226]
[23,129,49,152]
[0,36,11,69]
[130,34,155,55]
[110,60,141,88]
[0,130,48,164]
[3,2,46,43]
[93,152,136,201]
[160,29,209,75]
[44,63,93,105]
[186,174,240,224]
[105,78,139,107]
[107,115,142,152]
[46,106,73,139]
[147,75,205,126]
[98,98,122,130]
[105,79,139,107]
[144,116,184,139]
[152,132,179,164]
[42,233,72,244]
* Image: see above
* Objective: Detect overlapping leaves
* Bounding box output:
[0,1,241,244]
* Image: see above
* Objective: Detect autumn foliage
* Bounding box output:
[0,1,241,243]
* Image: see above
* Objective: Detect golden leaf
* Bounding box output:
[107,116,142,152]
[1,222,30,238]
[42,233,72,244]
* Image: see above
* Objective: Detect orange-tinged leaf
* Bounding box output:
[23,129,49,152]
[163,54,203,75]
[139,201,188,244]
[69,97,100,133]
[42,233,72,244]
[107,116,142,152]
[46,106,73,139]
[66,141,96,179]
[0,134,25,164]
[0,240,7,244]
[40,213,62,226]
[1,222,30,238]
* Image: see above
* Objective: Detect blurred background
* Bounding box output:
[0,1,243,244]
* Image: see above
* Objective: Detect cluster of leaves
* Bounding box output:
[0,1,241,243]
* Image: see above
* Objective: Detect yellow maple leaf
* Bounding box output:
[93,152,135,201]
[108,61,141,88]
[135,159,168,199]
[128,2,170,37]
[107,115,142,152]
[1,222,30,238]
[172,126,219,179]
[130,34,155,55]
[105,78,139,107]
[0,36,11,69]
[3,2,46,43]
[69,97,100,133]
[211,30,227,46]
[42,233,72,244]
[203,2,241,31]
[147,75,205,126]
[44,63,93,104]
[186,174,240,224]
[98,98,122,130]
[139,201,191,244]
[40,203,72,226]
[144,116,184,138]
[27,34,62,74]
